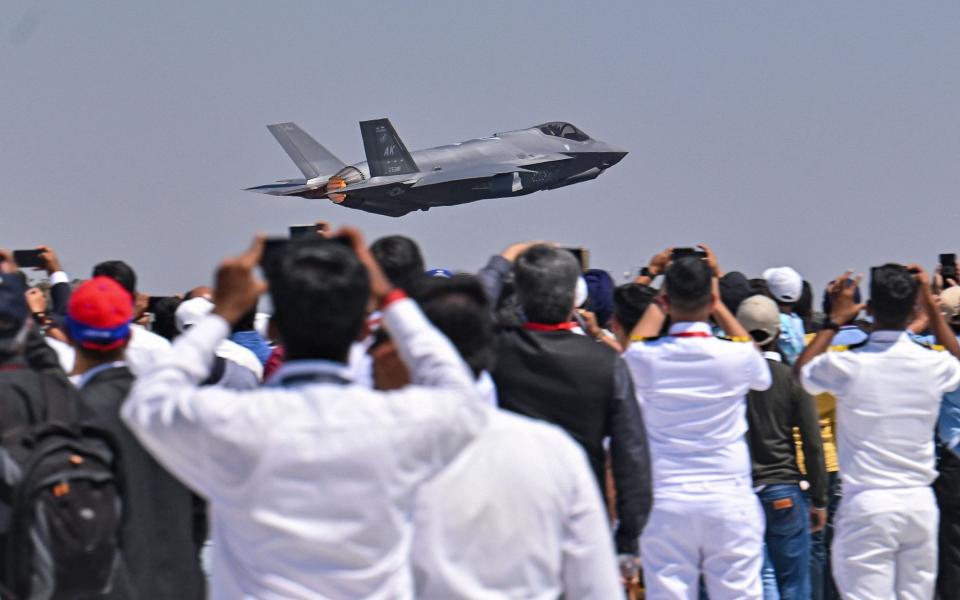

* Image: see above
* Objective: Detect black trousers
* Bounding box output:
[936,449,960,599]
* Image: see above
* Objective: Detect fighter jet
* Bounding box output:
[246,119,627,217]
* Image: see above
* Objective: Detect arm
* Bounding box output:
[633,248,671,287]
[630,299,666,340]
[561,436,628,600]
[910,264,960,360]
[37,246,71,316]
[794,271,865,377]
[476,254,513,308]
[608,359,653,554]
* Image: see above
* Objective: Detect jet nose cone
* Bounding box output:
[600,150,628,168]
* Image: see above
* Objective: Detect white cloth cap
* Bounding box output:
[175,297,215,332]
[574,276,589,308]
[763,267,803,303]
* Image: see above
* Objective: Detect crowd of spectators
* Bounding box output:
[0,226,958,600]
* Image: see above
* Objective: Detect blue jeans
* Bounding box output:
[810,472,841,600]
[758,484,811,600]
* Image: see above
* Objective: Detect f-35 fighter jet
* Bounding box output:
[246,119,627,217]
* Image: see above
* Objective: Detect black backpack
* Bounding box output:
[0,370,122,599]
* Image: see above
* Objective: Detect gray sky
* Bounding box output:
[3,1,959,301]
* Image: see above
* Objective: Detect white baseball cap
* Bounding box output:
[175,297,214,332]
[763,267,803,304]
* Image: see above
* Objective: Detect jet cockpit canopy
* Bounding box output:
[536,122,591,142]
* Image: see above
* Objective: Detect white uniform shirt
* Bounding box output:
[623,321,771,491]
[126,324,171,375]
[215,338,263,380]
[121,298,486,600]
[801,330,960,494]
[412,409,623,600]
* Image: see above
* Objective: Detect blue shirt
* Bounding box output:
[777,312,806,365]
[230,331,272,365]
[941,334,960,457]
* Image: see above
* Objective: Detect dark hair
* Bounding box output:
[370,235,425,291]
[795,281,813,321]
[664,257,712,312]
[92,260,137,296]
[232,306,257,334]
[719,271,751,314]
[411,274,495,377]
[151,296,182,341]
[514,245,580,324]
[869,264,918,326]
[267,241,370,362]
[613,283,657,335]
[749,278,773,299]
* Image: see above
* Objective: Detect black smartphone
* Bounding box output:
[562,247,590,271]
[289,224,326,239]
[12,249,44,269]
[941,253,957,288]
[261,236,353,273]
[146,296,176,314]
[671,247,707,261]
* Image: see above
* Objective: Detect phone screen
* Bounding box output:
[12,249,44,269]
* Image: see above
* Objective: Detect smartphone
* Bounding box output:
[261,236,352,273]
[146,296,176,314]
[941,253,957,288]
[12,249,44,269]
[562,247,590,271]
[671,247,707,261]
[289,224,326,239]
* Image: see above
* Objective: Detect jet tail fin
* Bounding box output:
[359,118,420,177]
[267,122,345,180]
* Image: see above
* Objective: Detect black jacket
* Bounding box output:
[746,357,828,507]
[80,366,205,600]
[480,256,653,553]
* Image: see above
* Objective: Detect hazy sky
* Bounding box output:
[3,2,959,299]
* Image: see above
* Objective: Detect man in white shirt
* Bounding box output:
[375,275,625,599]
[623,248,772,599]
[175,296,263,387]
[796,264,960,599]
[121,230,487,600]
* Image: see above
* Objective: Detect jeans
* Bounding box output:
[936,449,960,598]
[809,471,841,600]
[761,545,781,600]
[757,484,811,600]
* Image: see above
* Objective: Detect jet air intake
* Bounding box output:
[326,166,364,203]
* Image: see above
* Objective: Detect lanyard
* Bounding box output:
[523,322,577,332]
[669,331,712,338]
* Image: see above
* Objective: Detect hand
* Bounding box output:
[501,241,548,263]
[134,292,149,318]
[576,309,603,338]
[334,226,394,302]
[35,245,62,274]
[826,271,865,325]
[0,249,18,274]
[212,236,268,325]
[25,287,47,313]
[647,247,672,277]
[907,264,938,310]
[810,507,827,534]
[315,220,334,238]
[698,243,722,277]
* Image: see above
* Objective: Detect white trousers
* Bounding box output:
[832,487,939,600]
[640,482,764,600]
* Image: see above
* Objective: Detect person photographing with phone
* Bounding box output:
[795,264,960,599]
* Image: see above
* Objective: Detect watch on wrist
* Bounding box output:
[640,267,655,278]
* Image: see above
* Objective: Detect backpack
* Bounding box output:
[0,369,122,600]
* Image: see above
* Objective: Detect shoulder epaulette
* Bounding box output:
[911,338,946,352]
[630,335,662,343]
[717,335,752,343]
[828,339,869,352]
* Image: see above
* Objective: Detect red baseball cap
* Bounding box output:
[66,276,133,351]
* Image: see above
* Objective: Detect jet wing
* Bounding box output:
[245,180,313,196]
[334,173,421,195]
[410,154,573,188]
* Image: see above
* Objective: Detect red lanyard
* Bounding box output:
[523,321,577,332]
[669,331,713,338]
